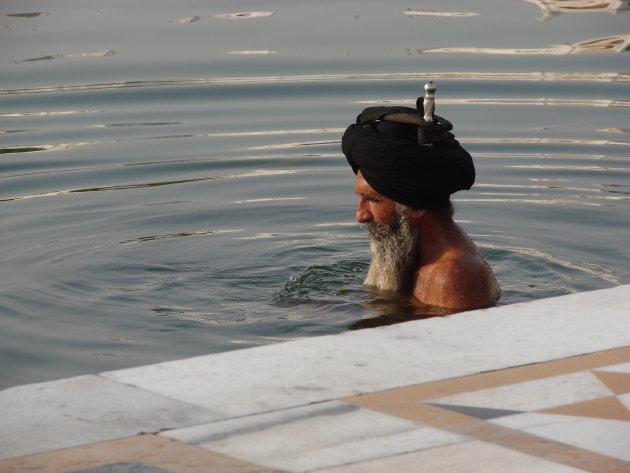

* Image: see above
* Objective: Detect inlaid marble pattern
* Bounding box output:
[345,347,630,473]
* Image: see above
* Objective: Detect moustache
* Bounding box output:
[363,220,400,240]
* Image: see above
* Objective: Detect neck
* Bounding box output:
[413,210,461,265]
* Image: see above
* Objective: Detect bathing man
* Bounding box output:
[342,105,500,310]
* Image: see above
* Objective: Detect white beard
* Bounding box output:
[363,204,418,293]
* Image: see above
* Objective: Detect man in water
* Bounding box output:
[342,106,500,310]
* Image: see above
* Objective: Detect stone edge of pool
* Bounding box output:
[1,284,629,463]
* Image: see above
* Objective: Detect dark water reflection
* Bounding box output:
[1,0,628,388]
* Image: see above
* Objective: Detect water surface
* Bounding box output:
[1,0,629,388]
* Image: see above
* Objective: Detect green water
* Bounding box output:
[1,0,628,388]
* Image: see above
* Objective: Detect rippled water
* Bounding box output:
[1,0,628,388]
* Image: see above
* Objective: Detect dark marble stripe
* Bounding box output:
[68,461,175,473]
[191,402,360,444]
[426,402,523,420]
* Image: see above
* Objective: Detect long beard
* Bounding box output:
[363,205,418,293]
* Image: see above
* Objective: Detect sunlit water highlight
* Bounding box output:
[1,0,628,388]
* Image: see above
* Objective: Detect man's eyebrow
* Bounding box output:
[358,192,381,202]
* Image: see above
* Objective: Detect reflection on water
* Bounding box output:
[214,12,276,20]
[404,10,479,17]
[4,12,49,18]
[1,169,299,202]
[353,98,630,108]
[91,122,182,128]
[0,141,97,155]
[482,244,621,285]
[506,163,628,171]
[419,34,630,55]
[229,197,305,204]
[146,128,345,138]
[599,128,630,133]
[463,137,629,146]
[0,129,29,134]
[0,110,103,117]
[170,16,200,24]
[244,140,340,151]
[522,0,630,20]
[99,229,244,248]
[3,71,630,95]
[227,50,278,55]
[18,50,117,63]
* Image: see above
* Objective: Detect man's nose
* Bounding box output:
[356,200,372,223]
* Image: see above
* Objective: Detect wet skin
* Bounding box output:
[355,171,501,310]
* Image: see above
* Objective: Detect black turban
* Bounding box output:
[342,106,475,209]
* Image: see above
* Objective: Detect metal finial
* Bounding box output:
[423,81,436,123]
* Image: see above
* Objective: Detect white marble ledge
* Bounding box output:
[103,285,630,418]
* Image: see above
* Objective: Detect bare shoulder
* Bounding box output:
[413,254,501,310]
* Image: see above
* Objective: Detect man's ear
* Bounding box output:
[410,209,426,220]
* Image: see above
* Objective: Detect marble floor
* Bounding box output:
[1,285,629,473]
